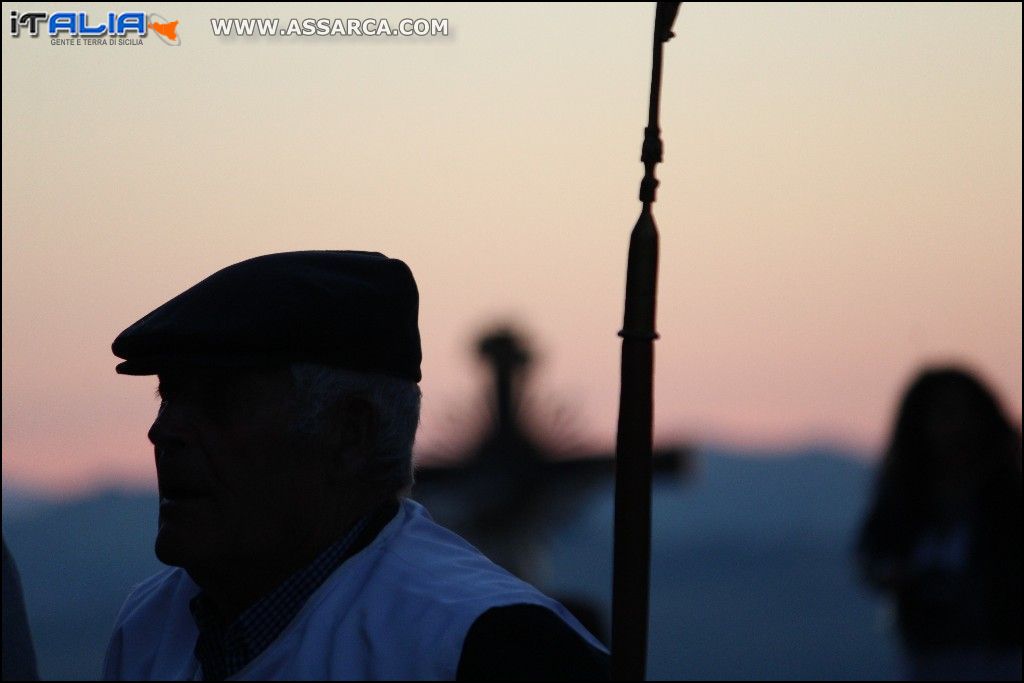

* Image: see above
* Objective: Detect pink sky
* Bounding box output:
[3,3,1021,495]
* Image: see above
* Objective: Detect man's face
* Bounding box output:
[148,366,331,572]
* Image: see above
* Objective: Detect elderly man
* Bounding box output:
[102,251,607,681]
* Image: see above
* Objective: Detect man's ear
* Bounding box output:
[325,395,377,482]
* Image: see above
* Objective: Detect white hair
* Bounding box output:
[288,362,421,495]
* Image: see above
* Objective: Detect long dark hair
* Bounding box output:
[859,366,1021,564]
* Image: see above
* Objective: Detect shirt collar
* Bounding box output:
[189,511,374,681]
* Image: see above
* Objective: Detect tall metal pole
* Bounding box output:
[611,3,680,680]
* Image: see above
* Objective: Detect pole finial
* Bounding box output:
[655,2,681,43]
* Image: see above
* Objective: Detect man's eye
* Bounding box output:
[153,375,239,423]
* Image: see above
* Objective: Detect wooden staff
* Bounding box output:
[611,3,680,680]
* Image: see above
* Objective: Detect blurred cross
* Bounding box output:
[412,326,691,582]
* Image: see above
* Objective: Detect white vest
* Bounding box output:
[103,499,605,680]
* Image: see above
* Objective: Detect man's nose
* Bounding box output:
[148,402,190,449]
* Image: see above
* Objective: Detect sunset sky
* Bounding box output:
[3,3,1021,495]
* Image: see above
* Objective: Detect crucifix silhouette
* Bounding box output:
[412,326,691,585]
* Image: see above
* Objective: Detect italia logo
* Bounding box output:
[8,10,180,45]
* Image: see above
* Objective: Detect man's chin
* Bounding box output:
[155,525,194,567]
[154,513,213,568]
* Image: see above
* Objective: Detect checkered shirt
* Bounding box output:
[189,513,373,681]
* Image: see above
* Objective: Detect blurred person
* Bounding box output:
[2,537,39,681]
[857,367,1022,681]
[101,251,608,681]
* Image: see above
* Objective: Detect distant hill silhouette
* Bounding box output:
[2,446,901,680]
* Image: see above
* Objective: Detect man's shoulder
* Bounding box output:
[377,500,545,599]
[363,500,606,645]
[302,499,575,635]
[373,502,610,679]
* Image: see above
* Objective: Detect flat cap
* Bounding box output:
[112,251,422,381]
